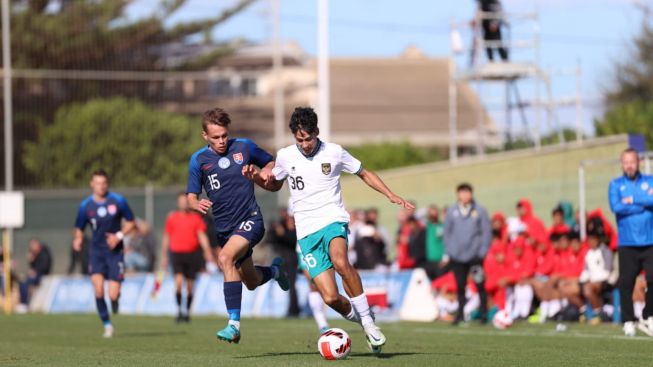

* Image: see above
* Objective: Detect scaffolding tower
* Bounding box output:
[448,6,584,162]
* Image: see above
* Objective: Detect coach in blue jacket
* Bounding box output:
[609,148,653,337]
[444,183,492,325]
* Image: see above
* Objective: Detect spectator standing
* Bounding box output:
[476,0,508,62]
[444,183,492,325]
[17,239,52,313]
[608,148,653,337]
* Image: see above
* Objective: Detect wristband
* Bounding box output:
[116,231,124,240]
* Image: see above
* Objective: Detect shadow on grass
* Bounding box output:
[119,330,188,338]
[235,351,442,359]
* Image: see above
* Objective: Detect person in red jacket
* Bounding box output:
[396,203,419,269]
[517,199,548,247]
[586,208,618,252]
[491,212,509,245]
[549,206,570,236]
[432,271,479,322]
[556,232,587,309]
[484,242,511,311]
[507,237,535,319]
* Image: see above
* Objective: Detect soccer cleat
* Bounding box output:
[366,339,382,355]
[362,323,386,349]
[637,317,653,337]
[103,324,114,339]
[624,321,637,337]
[271,257,290,291]
[216,324,241,344]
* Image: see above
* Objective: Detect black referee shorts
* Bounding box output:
[171,250,204,280]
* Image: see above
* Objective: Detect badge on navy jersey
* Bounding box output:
[218,157,231,169]
[321,163,331,175]
[108,204,117,215]
[233,152,244,165]
[97,206,107,218]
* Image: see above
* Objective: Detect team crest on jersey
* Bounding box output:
[642,182,649,191]
[218,157,231,169]
[321,163,331,175]
[108,204,117,215]
[97,206,107,218]
[233,152,244,165]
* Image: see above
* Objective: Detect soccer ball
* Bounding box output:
[317,328,351,360]
[492,309,513,330]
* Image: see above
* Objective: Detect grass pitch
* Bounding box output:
[0,314,652,366]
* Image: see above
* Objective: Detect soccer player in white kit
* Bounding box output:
[245,107,414,353]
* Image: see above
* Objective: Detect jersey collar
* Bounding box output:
[296,139,322,159]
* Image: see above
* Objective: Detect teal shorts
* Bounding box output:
[297,222,349,279]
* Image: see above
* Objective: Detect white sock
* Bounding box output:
[344,303,359,323]
[539,301,549,323]
[228,320,241,330]
[635,302,645,319]
[350,293,373,326]
[548,299,562,317]
[308,291,329,330]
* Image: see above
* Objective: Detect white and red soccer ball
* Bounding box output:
[492,309,513,329]
[317,328,352,360]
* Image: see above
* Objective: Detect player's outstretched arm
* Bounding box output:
[357,168,415,210]
[72,228,84,252]
[242,163,284,192]
[187,193,212,214]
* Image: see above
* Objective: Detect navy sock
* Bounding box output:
[224,281,242,322]
[111,299,119,314]
[96,298,110,325]
[175,292,182,314]
[255,266,273,286]
[187,292,193,313]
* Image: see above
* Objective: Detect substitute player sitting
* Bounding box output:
[251,107,414,353]
[73,169,135,338]
[187,108,289,344]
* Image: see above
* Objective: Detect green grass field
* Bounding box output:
[1,314,652,366]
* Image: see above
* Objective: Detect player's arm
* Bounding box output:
[160,232,170,270]
[188,193,212,215]
[197,231,215,264]
[73,203,88,252]
[357,168,415,210]
[608,180,644,216]
[106,197,136,249]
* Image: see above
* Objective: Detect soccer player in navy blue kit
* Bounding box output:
[73,169,135,338]
[187,108,289,344]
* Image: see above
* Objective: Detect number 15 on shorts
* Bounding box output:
[239,220,255,231]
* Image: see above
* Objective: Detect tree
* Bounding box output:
[595,101,653,147]
[1,0,257,186]
[595,6,653,146]
[23,97,204,187]
[346,142,445,171]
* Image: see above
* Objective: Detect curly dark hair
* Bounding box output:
[289,107,319,135]
[91,168,109,180]
[202,108,231,132]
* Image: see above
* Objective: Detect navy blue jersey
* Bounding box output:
[75,192,135,254]
[187,138,273,233]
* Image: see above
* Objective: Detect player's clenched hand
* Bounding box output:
[241,164,259,181]
[389,194,415,210]
[72,237,83,252]
[105,233,121,249]
[196,199,213,214]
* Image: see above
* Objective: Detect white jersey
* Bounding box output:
[272,140,362,239]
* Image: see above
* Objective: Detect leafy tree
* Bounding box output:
[23,97,204,187]
[595,101,653,147]
[1,0,256,186]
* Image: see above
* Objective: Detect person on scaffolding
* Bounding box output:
[476,0,509,62]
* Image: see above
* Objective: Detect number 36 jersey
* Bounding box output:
[272,140,362,239]
[187,139,273,233]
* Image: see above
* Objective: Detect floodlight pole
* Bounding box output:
[2,0,13,315]
[317,0,330,142]
[271,0,284,151]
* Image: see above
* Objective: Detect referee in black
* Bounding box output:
[608,148,653,337]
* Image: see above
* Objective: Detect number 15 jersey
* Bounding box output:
[272,140,362,239]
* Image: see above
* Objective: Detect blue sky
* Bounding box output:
[131,0,652,138]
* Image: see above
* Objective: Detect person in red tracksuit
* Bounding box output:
[516,199,548,248]
[556,232,588,309]
[484,242,511,311]
[507,237,535,319]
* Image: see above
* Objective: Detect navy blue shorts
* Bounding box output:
[89,251,125,282]
[216,214,265,268]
